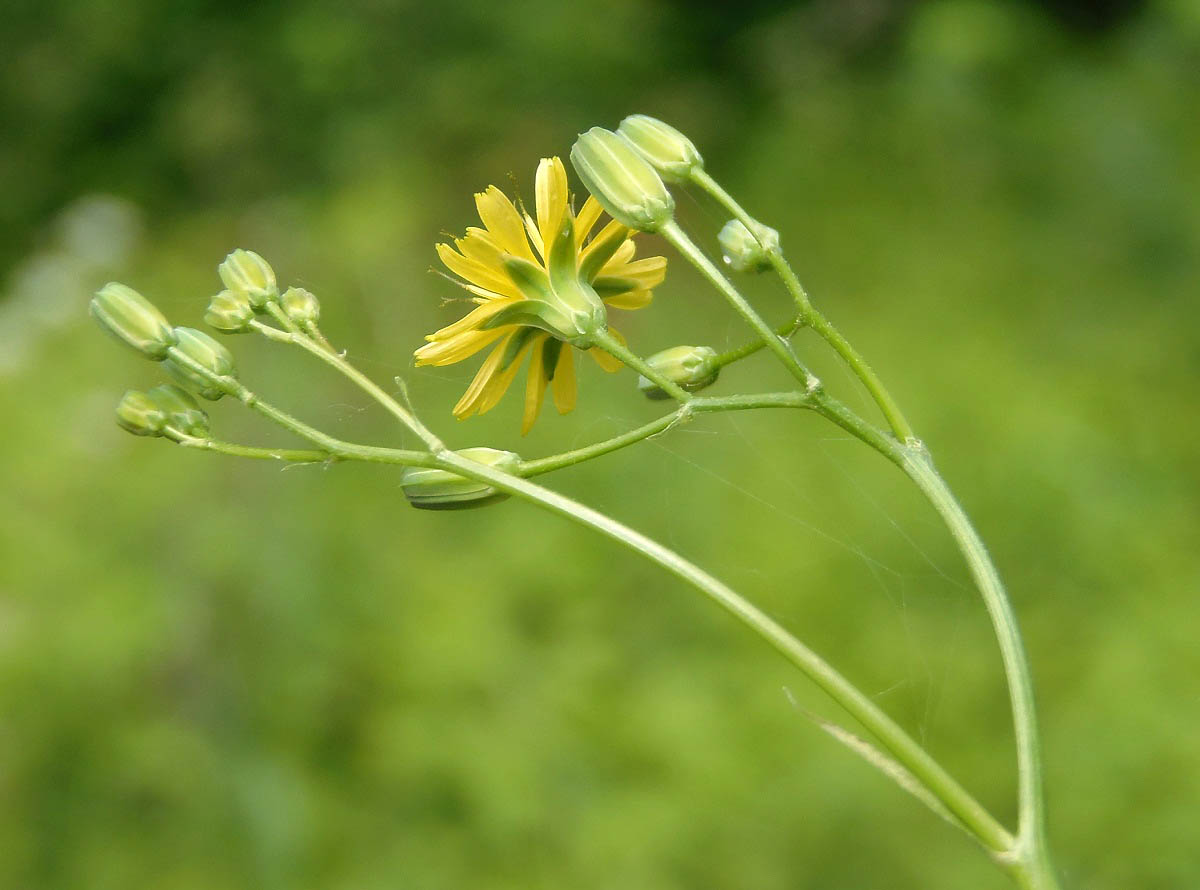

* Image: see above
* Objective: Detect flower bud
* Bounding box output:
[616,115,704,183]
[637,345,720,400]
[147,384,210,437]
[115,390,167,437]
[90,283,175,360]
[218,249,277,310]
[164,326,237,400]
[204,289,255,333]
[280,286,320,326]
[401,447,520,511]
[718,219,780,273]
[570,128,674,233]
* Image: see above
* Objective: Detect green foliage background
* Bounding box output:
[2,1,1198,887]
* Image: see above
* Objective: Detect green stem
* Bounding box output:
[433,449,1016,856]
[710,315,804,369]
[588,326,693,403]
[660,221,820,393]
[811,392,1058,889]
[690,169,915,442]
[250,318,444,451]
[519,391,810,477]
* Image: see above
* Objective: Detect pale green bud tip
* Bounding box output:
[115,390,167,437]
[718,219,780,273]
[147,384,210,437]
[218,249,277,309]
[401,447,520,511]
[280,287,320,325]
[638,345,721,400]
[617,115,703,183]
[164,326,237,401]
[570,128,674,233]
[204,289,255,333]
[90,282,175,359]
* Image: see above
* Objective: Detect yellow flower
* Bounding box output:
[415,157,666,434]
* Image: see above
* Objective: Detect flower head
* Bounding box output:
[416,157,666,434]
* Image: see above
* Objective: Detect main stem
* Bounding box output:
[432,448,1015,856]
[814,394,1058,888]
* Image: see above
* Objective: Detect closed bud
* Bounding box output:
[90,283,175,360]
[401,447,520,511]
[570,128,674,233]
[165,326,237,400]
[718,219,780,273]
[280,286,320,325]
[115,390,167,437]
[617,115,703,183]
[218,249,277,310]
[204,289,255,333]
[148,384,210,437]
[638,345,720,400]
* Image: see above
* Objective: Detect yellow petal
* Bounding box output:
[602,288,654,311]
[436,242,522,300]
[475,186,535,261]
[551,344,577,414]
[575,196,603,245]
[477,337,533,414]
[535,157,568,252]
[600,239,637,271]
[453,334,513,418]
[424,298,517,342]
[521,336,549,435]
[602,255,667,289]
[522,211,545,262]
[415,325,510,366]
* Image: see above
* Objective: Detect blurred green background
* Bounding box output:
[2,1,1198,887]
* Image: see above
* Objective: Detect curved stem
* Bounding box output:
[518,391,810,477]
[588,326,693,403]
[811,392,1058,888]
[660,221,820,393]
[710,315,804,369]
[250,319,444,451]
[690,169,915,442]
[432,449,1015,856]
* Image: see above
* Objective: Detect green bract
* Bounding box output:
[218,249,277,310]
[90,283,175,360]
[570,128,674,233]
[401,448,520,510]
[637,345,720,400]
[165,326,237,400]
[617,114,703,183]
[718,218,780,273]
[148,384,210,437]
[115,390,167,436]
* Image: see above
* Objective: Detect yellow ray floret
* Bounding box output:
[415,157,667,434]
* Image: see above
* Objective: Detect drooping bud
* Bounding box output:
[718,219,780,273]
[616,115,704,183]
[164,327,237,400]
[218,249,277,310]
[204,289,255,333]
[115,390,167,437]
[570,128,674,233]
[400,447,520,511]
[280,286,320,326]
[637,345,721,400]
[147,384,210,437]
[90,283,175,360]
